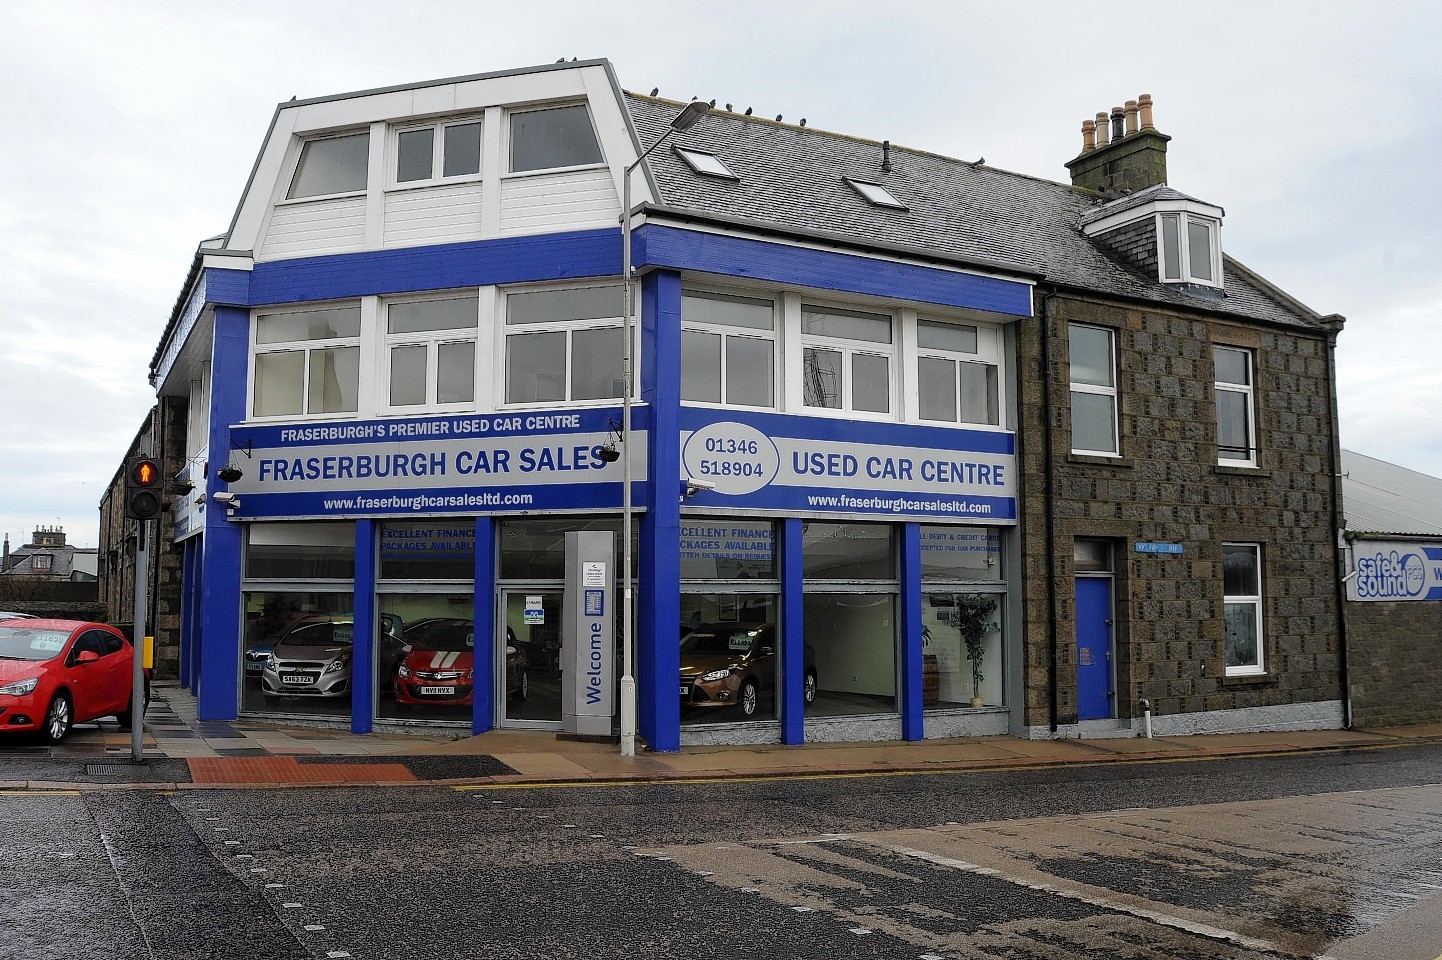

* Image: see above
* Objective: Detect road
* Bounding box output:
[5,743,1442,959]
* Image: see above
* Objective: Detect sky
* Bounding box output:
[2,0,1439,549]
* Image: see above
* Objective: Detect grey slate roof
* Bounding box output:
[1342,450,1442,537]
[626,95,1329,331]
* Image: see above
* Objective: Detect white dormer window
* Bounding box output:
[394,119,482,185]
[287,132,370,200]
[1159,212,1220,286]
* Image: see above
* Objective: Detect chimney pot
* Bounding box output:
[1081,119,1096,153]
[1095,111,1110,147]
[1125,99,1139,136]
[1110,106,1125,142]
[1138,93,1154,130]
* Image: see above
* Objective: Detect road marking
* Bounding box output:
[893,845,1292,955]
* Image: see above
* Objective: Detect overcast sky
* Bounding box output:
[2,1,1438,549]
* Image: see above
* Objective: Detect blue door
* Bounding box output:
[1075,578,1113,720]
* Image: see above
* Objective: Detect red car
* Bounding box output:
[393,619,527,706]
[0,619,146,744]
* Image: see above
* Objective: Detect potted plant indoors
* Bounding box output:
[951,594,998,708]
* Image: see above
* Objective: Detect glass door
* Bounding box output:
[499,589,564,726]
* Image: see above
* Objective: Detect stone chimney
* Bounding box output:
[1065,93,1171,196]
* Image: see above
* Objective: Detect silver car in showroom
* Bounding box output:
[260,613,402,704]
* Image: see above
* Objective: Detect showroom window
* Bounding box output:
[504,283,625,403]
[916,320,1000,425]
[509,104,604,173]
[252,304,361,418]
[384,295,479,409]
[1214,345,1256,467]
[377,521,477,724]
[394,119,482,184]
[241,522,356,720]
[920,525,1005,709]
[1068,322,1118,455]
[287,132,369,200]
[803,522,897,717]
[1223,543,1265,676]
[802,304,894,414]
[681,291,777,408]
[680,519,780,726]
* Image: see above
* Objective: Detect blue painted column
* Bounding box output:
[899,522,924,740]
[350,519,376,734]
[638,270,683,751]
[196,306,248,721]
[780,517,805,745]
[472,515,496,735]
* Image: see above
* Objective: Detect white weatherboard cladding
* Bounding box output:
[383,183,485,247]
[499,168,618,235]
[262,197,367,258]
[228,63,632,256]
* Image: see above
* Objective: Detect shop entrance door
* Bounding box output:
[1074,577,1114,720]
[499,589,564,726]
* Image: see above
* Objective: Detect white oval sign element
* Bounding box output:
[681,422,781,496]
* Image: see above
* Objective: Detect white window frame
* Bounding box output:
[1158,211,1222,287]
[389,117,484,188]
[1213,345,1256,467]
[282,131,371,203]
[799,302,897,418]
[504,102,606,177]
[674,147,738,180]
[1223,543,1265,677]
[500,281,626,407]
[250,303,363,420]
[680,289,779,409]
[1068,323,1119,456]
[381,293,480,413]
[914,318,1003,427]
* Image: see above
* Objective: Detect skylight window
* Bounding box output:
[846,178,907,210]
[674,147,737,180]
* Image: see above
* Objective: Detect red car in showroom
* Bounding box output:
[393,619,527,706]
[0,619,147,744]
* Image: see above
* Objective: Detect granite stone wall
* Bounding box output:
[1018,292,1344,731]
[1346,598,1442,726]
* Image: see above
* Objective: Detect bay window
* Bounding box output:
[505,284,625,404]
[681,291,777,407]
[253,305,361,418]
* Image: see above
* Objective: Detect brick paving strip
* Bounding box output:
[187,756,417,786]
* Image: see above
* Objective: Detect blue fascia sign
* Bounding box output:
[1134,542,1184,555]
[678,409,1016,522]
[225,407,645,519]
[1350,541,1442,602]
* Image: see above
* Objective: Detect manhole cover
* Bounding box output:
[85,763,151,777]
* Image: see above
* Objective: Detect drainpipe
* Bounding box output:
[1322,324,1352,729]
[1039,292,1060,733]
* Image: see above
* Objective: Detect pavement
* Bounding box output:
[3,683,1440,790]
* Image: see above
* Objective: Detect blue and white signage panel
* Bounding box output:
[679,410,1015,522]
[226,409,646,519]
[1349,542,1442,602]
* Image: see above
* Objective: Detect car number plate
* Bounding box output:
[419,685,456,696]
[679,685,690,697]
[281,674,313,685]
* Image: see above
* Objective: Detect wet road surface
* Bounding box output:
[4,743,1442,958]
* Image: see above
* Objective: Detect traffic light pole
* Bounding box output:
[131,520,149,763]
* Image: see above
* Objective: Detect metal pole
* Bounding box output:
[620,163,637,757]
[131,520,150,762]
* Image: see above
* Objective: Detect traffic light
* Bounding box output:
[124,456,164,521]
